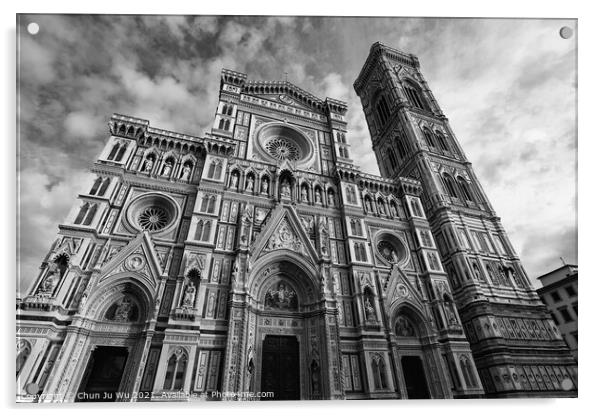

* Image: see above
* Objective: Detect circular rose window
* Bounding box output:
[138,206,169,231]
[125,192,179,234]
[255,123,313,164]
[374,231,409,266]
[265,137,302,161]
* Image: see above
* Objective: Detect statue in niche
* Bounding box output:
[245,176,254,192]
[37,272,57,295]
[261,177,269,194]
[328,192,335,206]
[281,179,291,199]
[301,186,308,202]
[114,296,134,321]
[242,203,253,224]
[378,200,385,214]
[78,292,88,311]
[143,156,154,174]
[229,172,239,189]
[364,298,376,322]
[161,161,173,177]
[319,218,329,255]
[315,190,322,204]
[231,258,240,284]
[180,164,191,181]
[264,281,298,310]
[181,281,196,308]
[310,359,321,395]
[207,293,216,317]
[445,303,458,326]
[395,316,416,337]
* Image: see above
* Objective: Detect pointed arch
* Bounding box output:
[74,203,89,224]
[107,143,120,160]
[82,203,97,226]
[98,178,111,196]
[89,177,103,195]
[116,144,128,161]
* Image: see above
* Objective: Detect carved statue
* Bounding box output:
[245,176,254,192]
[310,359,320,395]
[38,272,57,295]
[143,157,154,174]
[265,281,298,310]
[301,186,308,202]
[180,164,191,181]
[229,172,239,189]
[395,316,415,337]
[181,281,196,308]
[328,192,335,206]
[315,190,322,204]
[445,303,458,326]
[114,296,133,321]
[78,292,88,311]
[378,200,385,214]
[247,346,255,391]
[364,298,376,322]
[161,161,172,177]
[281,179,291,199]
[242,204,253,224]
[261,177,269,194]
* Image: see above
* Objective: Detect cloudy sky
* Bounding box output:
[17,15,576,294]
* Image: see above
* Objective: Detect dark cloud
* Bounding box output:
[17,16,576,293]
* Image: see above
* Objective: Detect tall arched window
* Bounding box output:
[207,196,216,213]
[74,203,90,225]
[200,195,209,212]
[82,203,97,226]
[442,174,459,199]
[194,220,204,241]
[423,128,437,149]
[224,120,231,131]
[98,178,110,196]
[201,221,212,242]
[403,81,427,111]
[486,265,499,285]
[107,143,120,160]
[457,177,474,202]
[115,144,127,161]
[89,177,103,195]
[207,160,217,179]
[163,349,188,390]
[218,118,225,130]
[460,356,477,388]
[435,131,449,152]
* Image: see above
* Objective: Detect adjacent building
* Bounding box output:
[536,264,578,362]
[16,42,577,402]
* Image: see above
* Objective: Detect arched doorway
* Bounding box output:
[228,254,332,400]
[390,304,442,399]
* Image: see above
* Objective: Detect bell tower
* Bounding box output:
[354,42,577,397]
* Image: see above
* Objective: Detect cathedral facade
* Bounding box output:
[16,42,577,402]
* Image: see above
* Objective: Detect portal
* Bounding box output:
[76,346,129,402]
[401,355,430,399]
[260,335,300,400]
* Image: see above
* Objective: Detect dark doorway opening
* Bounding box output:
[76,346,129,402]
[260,335,300,400]
[401,355,430,399]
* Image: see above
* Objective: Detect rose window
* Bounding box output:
[137,206,169,231]
[265,137,301,161]
[377,240,399,263]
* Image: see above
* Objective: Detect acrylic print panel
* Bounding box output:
[16,15,577,403]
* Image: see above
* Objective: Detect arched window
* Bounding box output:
[354,243,361,261]
[346,186,357,204]
[221,104,228,115]
[89,177,102,195]
[396,136,407,160]
[83,204,97,226]
[442,174,459,199]
[207,160,217,179]
[107,143,120,160]
[115,144,127,161]
[214,161,223,179]
[74,203,89,225]
[163,349,188,390]
[218,118,225,130]
[201,221,212,242]
[387,149,397,175]
[435,131,449,152]
[200,195,209,212]
[98,178,110,196]
[486,265,499,285]
[410,199,423,217]
[341,133,347,144]
[194,220,204,241]
[457,177,474,202]
[423,128,437,149]
[227,105,234,116]
[207,196,216,213]
[498,266,511,287]
[224,120,231,131]
[375,96,391,128]
[460,356,477,388]
[403,81,427,111]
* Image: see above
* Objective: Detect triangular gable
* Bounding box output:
[97,231,164,290]
[250,204,320,264]
[384,265,425,312]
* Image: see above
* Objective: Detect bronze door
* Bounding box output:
[261,335,300,400]
[76,346,129,402]
[401,355,431,399]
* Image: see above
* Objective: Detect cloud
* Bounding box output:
[16,16,576,292]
